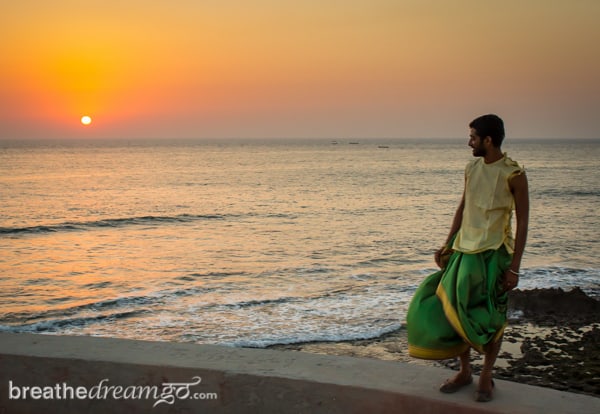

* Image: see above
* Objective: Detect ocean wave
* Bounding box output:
[0,310,147,333]
[3,282,224,326]
[1,294,160,325]
[0,214,226,235]
[220,296,302,309]
[519,266,600,297]
[226,323,403,348]
[536,188,600,198]
[413,265,599,297]
[175,271,249,282]
[200,285,360,311]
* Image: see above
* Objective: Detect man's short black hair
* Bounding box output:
[469,114,505,147]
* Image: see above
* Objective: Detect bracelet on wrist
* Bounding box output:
[508,269,520,276]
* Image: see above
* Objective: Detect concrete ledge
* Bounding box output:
[0,333,597,413]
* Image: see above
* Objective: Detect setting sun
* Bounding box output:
[1,2,599,139]
[80,115,92,125]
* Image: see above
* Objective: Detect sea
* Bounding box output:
[1,138,599,348]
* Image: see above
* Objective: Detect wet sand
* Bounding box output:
[269,288,600,397]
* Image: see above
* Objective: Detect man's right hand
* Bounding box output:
[434,247,444,268]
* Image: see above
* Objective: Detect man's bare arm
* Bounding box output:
[445,192,465,245]
[510,172,529,272]
[503,171,529,290]
[434,192,465,267]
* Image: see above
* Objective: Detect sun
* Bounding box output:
[80,115,92,125]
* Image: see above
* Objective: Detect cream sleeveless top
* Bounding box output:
[452,153,524,254]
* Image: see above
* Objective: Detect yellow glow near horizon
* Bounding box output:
[81,116,92,126]
[1,1,599,139]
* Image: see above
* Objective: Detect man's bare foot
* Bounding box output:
[475,373,495,402]
[439,369,473,393]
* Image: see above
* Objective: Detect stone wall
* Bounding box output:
[0,333,597,413]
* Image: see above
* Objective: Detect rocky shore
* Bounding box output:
[269,288,600,397]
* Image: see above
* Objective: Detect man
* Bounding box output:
[406,114,529,402]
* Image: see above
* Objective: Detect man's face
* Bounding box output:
[468,128,486,157]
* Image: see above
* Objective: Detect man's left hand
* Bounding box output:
[502,270,519,292]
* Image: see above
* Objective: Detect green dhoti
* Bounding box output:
[407,246,511,359]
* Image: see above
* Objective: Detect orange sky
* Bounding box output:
[1,0,599,139]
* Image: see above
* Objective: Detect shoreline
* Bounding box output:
[268,287,600,397]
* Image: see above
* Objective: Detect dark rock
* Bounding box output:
[508,287,600,326]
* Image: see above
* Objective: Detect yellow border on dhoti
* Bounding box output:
[435,283,485,354]
[408,342,470,360]
[492,322,508,344]
[436,283,507,354]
